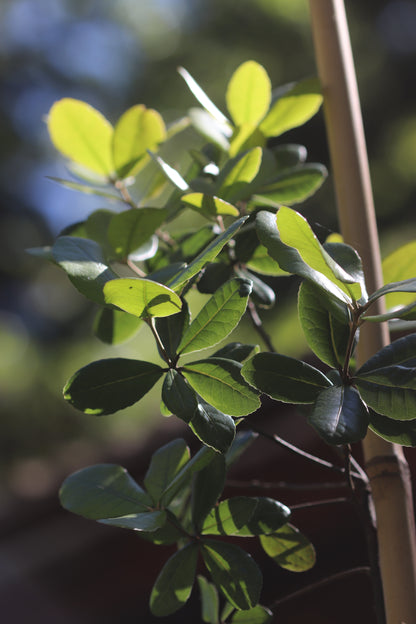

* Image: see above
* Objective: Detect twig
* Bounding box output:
[226,478,350,491]
[246,300,276,352]
[290,496,350,510]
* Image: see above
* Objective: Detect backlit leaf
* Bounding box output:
[202,497,290,537]
[107,208,167,259]
[226,61,271,127]
[369,410,416,447]
[219,148,263,202]
[150,543,199,616]
[260,523,316,572]
[197,575,220,624]
[93,308,142,345]
[144,438,190,505]
[231,605,273,623]
[382,241,416,317]
[256,163,327,205]
[104,278,182,318]
[182,193,239,218]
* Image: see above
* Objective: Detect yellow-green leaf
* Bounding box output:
[47,98,114,177]
[182,193,239,218]
[226,61,271,127]
[382,241,416,316]
[104,278,182,318]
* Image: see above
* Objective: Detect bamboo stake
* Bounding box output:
[308,1,416,622]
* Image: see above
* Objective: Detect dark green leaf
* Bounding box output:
[272,143,307,169]
[59,464,152,519]
[355,366,416,421]
[356,334,416,373]
[226,431,258,468]
[191,398,236,454]
[260,523,316,572]
[211,343,260,363]
[103,277,182,318]
[162,444,217,506]
[183,358,261,416]
[192,454,226,531]
[198,576,220,624]
[298,281,351,367]
[178,279,252,355]
[202,497,290,537]
[107,208,167,259]
[237,269,275,308]
[63,358,164,415]
[168,217,248,292]
[100,510,166,531]
[52,236,119,304]
[201,540,262,610]
[155,300,190,359]
[241,352,331,404]
[84,209,113,256]
[231,605,273,623]
[144,438,190,504]
[47,176,119,200]
[256,163,327,205]
[309,385,369,445]
[368,278,416,304]
[197,263,233,294]
[150,543,199,616]
[93,307,142,345]
[162,370,199,423]
[369,410,416,447]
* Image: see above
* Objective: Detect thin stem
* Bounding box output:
[343,444,355,491]
[147,317,172,366]
[290,496,350,510]
[246,300,276,352]
[126,257,146,277]
[226,478,351,491]
[249,425,365,481]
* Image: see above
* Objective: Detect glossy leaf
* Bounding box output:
[60,464,152,519]
[192,453,226,531]
[100,510,166,531]
[178,279,252,355]
[178,66,231,127]
[149,151,189,190]
[150,543,199,616]
[197,263,233,294]
[202,497,290,537]
[298,281,351,367]
[225,431,258,468]
[257,163,327,205]
[211,343,260,363]
[273,143,307,169]
[201,540,262,610]
[309,385,369,445]
[168,216,248,292]
[260,77,322,138]
[382,240,416,318]
[63,358,164,415]
[107,208,167,259]
[237,269,275,309]
[48,98,114,176]
[189,107,230,151]
[112,104,166,179]
[218,148,263,202]
[52,236,119,305]
[324,241,367,301]
[144,438,190,504]
[231,605,273,623]
[183,358,260,416]
[241,352,331,403]
[103,278,182,318]
[260,523,316,572]
[182,193,239,218]
[355,366,416,421]
[93,307,142,345]
[162,370,198,422]
[369,410,416,447]
[368,278,416,306]
[155,301,190,359]
[197,576,220,624]
[226,61,271,127]
[191,398,236,454]
[47,176,119,200]
[356,334,416,373]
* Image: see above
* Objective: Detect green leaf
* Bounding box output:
[52,236,119,305]
[201,540,262,610]
[149,151,189,191]
[197,263,234,294]
[161,444,217,506]
[246,244,289,277]
[188,108,230,151]
[309,385,369,445]
[225,431,259,468]
[226,61,271,127]
[144,438,190,504]
[150,543,199,617]
[107,208,167,259]
[63,358,164,415]
[218,148,263,202]
[47,176,119,200]
[241,352,331,404]
[112,104,166,179]
[368,278,416,305]
[369,410,416,447]
[355,366,416,421]
[256,163,327,205]
[155,301,190,359]
[162,370,199,422]
[48,98,114,177]
[197,575,220,624]
[167,216,248,292]
[298,281,351,367]
[382,241,416,317]
[178,66,231,126]
[202,497,290,537]
[260,77,322,138]
[272,143,307,169]
[356,334,416,373]
[260,523,316,572]
[103,278,182,318]
[192,454,226,531]
[191,398,236,454]
[231,605,273,623]
[183,358,260,416]
[100,510,166,531]
[84,209,114,256]
[178,279,252,355]
[211,343,260,363]
[324,241,367,301]
[182,193,239,218]
[93,307,142,345]
[237,269,275,309]
[59,464,152,519]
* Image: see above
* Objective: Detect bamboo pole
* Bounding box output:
[308,1,416,622]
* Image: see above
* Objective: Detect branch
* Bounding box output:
[246,300,277,352]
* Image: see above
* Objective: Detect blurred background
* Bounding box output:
[1,1,416,622]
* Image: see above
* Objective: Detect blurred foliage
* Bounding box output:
[1,0,416,481]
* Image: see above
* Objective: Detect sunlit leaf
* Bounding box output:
[63,358,164,415]
[150,543,199,616]
[182,193,239,218]
[144,438,190,504]
[218,148,263,202]
[202,497,290,537]
[104,278,182,318]
[226,61,271,127]
[260,523,316,572]
[260,77,322,138]
[178,66,231,126]
[256,163,327,205]
[93,308,143,345]
[309,385,369,444]
[107,208,167,259]
[241,352,331,403]
[197,575,220,624]
[231,605,273,623]
[48,98,114,176]
[59,464,152,519]
[183,358,260,416]
[246,244,289,276]
[202,540,262,610]
[112,104,166,178]
[382,241,416,318]
[100,510,166,531]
